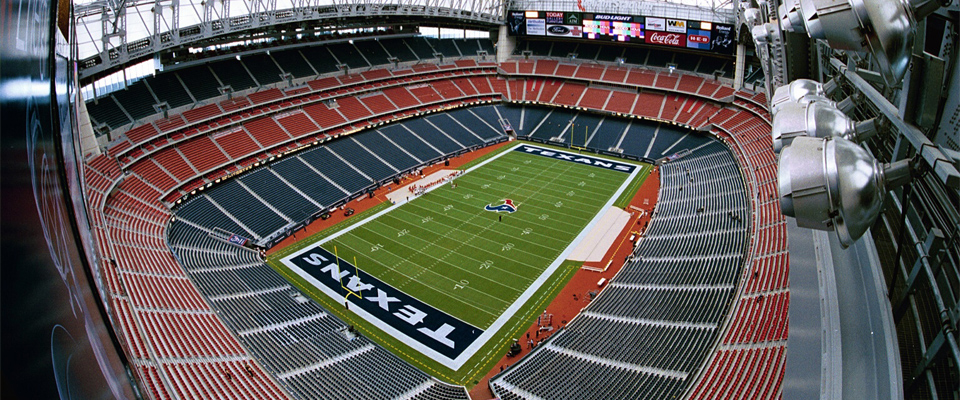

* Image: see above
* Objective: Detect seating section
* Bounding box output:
[352,129,420,171]
[211,59,258,91]
[684,93,787,399]
[144,73,193,109]
[354,40,391,66]
[325,137,398,180]
[86,95,132,129]
[243,54,284,86]
[177,66,223,101]
[513,40,733,78]
[82,41,788,400]
[271,48,316,78]
[501,105,710,161]
[87,37,498,134]
[82,154,289,400]
[169,107,510,241]
[166,180,470,400]
[380,38,417,62]
[491,141,750,399]
[327,42,370,69]
[427,38,461,58]
[111,82,159,121]
[376,124,444,162]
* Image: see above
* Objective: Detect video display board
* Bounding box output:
[507,10,736,54]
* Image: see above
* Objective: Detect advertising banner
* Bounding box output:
[712,23,736,54]
[666,19,687,33]
[686,28,712,50]
[545,11,564,24]
[592,13,634,22]
[506,10,736,54]
[645,31,686,47]
[546,24,583,37]
[646,17,666,31]
[507,11,526,36]
[526,18,546,35]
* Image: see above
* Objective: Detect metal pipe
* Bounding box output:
[888,184,912,299]
[830,57,960,189]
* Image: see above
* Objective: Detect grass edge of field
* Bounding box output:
[455,140,521,171]
[613,164,653,208]
[269,201,393,260]
[527,140,650,166]
[518,141,654,209]
[264,252,581,388]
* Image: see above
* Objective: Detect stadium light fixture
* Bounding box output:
[778,136,912,247]
[770,79,839,113]
[778,0,942,85]
[771,101,878,153]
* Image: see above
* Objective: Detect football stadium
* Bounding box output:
[2,0,959,398]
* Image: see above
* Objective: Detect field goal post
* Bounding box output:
[334,246,363,302]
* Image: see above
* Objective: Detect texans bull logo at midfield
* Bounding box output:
[485,199,518,213]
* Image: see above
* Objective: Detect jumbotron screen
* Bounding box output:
[507,10,735,54]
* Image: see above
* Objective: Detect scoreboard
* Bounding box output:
[507,10,735,54]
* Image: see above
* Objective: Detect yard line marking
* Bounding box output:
[430,183,602,221]
[406,195,580,241]
[370,211,549,275]
[328,239,510,317]
[337,225,530,293]
[377,210,557,265]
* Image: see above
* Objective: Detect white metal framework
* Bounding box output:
[75,0,504,79]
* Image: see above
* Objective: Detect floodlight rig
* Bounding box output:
[778,136,913,247]
[778,0,946,85]
[771,101,879,153]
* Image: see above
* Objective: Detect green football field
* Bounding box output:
[322,148,631,328]
[269,143,652,382]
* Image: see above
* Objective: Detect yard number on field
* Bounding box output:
[454,279,469,290]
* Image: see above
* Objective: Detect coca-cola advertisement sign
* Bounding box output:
[645,32,686,47]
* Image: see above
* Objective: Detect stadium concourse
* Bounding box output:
[81,36,784,399]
